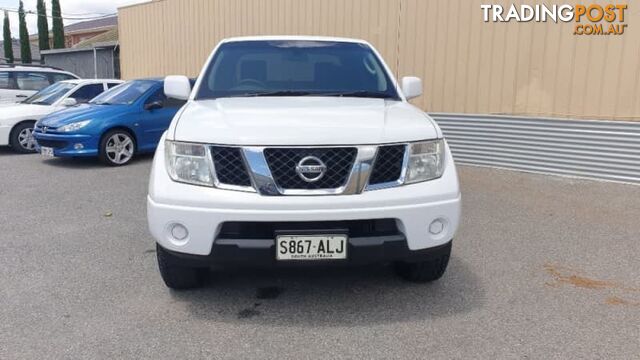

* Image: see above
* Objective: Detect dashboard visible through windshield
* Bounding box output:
[196,40,400,100]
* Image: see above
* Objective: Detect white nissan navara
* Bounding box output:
[148,36,461,289]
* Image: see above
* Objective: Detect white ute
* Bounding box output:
[147,36,461,289]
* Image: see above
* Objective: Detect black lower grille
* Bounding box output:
[264,147,357,189]
[369,145,406,185]
[218,219,400,239]
[36,139,68,149]
[210,147,252,187]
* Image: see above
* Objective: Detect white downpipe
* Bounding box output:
[93,48,98,79]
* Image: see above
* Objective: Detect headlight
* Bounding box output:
[58,120,91,132]
[165,141,213,186]
[404,139,445,184]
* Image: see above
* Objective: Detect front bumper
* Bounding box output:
[160,238,453,268]
[147,140,462,258]
[32,131,98,157]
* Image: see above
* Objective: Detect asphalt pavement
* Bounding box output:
[1,148,639,359]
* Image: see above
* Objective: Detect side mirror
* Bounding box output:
[401,76,423,100]
[61,98,77,107]
[164,75,192,101]
[144,100,164,111]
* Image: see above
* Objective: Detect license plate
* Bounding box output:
[276,234,347,261]
[41,146,54,158]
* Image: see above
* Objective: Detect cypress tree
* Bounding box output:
[2,11,13,63]
[18,0,32,63]
[51,0,65,49]
[37,0,49,51]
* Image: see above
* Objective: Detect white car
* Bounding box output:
[147,36,461,289]
[0,64,79,104]
[0,79,123,153]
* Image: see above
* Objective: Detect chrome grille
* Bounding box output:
[34,124,59,134]
[210,147,252,187]
[263,147,357,190]
[204,144,410,195]
[369,145,406,185]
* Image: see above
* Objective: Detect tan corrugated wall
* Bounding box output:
[119,0,640,120]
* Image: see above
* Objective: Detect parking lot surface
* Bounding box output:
[1,148,639,359]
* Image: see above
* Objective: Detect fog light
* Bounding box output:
[170,223,189,241]
[429,219,445,235]
[74,143,84,150]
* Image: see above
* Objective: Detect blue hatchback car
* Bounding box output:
[33,79,186,166]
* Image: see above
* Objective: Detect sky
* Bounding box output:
[0,0,148,36]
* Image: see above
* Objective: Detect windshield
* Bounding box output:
[90,80,156,105]
[196,40,400,100]
[23,82,76,105]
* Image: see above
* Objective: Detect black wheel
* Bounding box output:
[156,244,207,290]
[99,129,136,166]
[394,242,451,282]
[9,122,37,153]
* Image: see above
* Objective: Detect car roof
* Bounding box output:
[220,35,370,45]
[0,65,72,73]
[60,79,123,85]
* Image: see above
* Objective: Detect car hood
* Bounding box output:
[40,104,129,127]
[0,103,56,121]
[0,98,21,105]
[171,97,439,145]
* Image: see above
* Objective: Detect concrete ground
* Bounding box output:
[0,148,639,360]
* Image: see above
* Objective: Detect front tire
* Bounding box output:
[10,122,37,153]
[99,130,136,166]
[394,242,451,282]
[156,244,207,290]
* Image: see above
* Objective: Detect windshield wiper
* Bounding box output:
[227,90,396,99]
[93,101,112,105]
[233,90,313,97]
[319,90,396,99]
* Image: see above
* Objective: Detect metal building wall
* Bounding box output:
[119,0,640,121]
[434,113,640,184]
[42,48,118,79]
